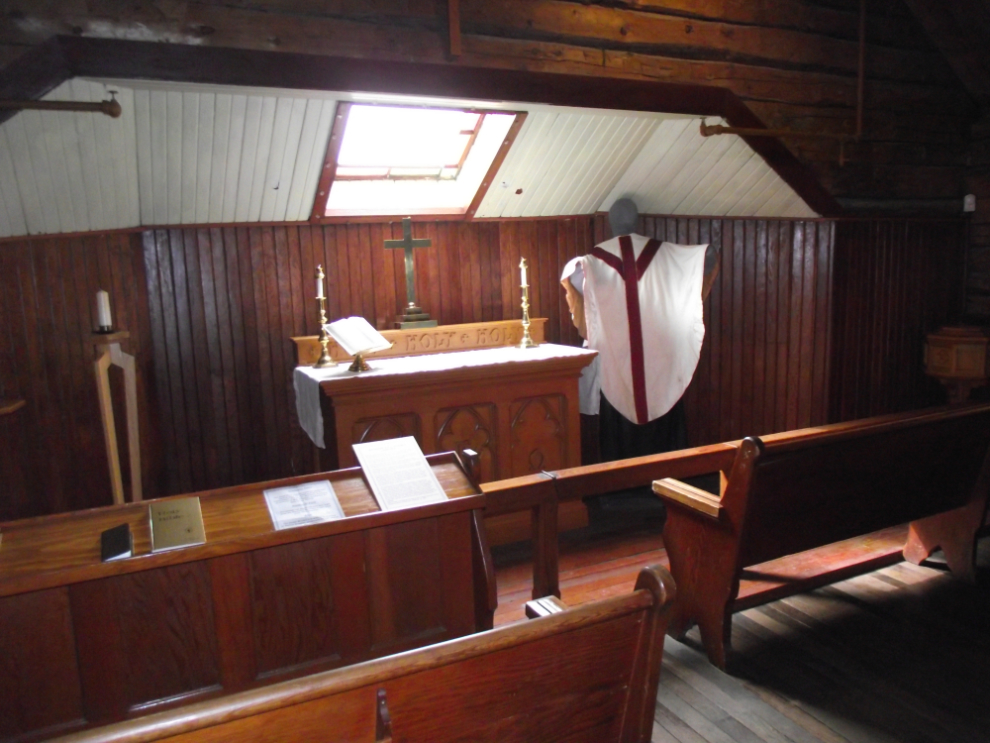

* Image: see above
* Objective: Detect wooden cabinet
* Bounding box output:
[0,454,491,742]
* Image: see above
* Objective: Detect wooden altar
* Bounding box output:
[292,320,597,542]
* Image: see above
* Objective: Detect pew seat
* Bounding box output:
[653,403,990,669]
[51,564,676,743]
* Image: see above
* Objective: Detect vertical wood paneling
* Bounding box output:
[642,216,836,445]
[0,214,966,518]
[0,232,160,519]
[829,218,967,421]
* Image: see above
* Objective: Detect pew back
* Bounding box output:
[0,453,495,743]
[737,406,990,566]
[52,564,676,743]
[654,404,990,669]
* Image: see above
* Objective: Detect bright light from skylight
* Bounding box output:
[337,106,481,179]
[325,104,518,217]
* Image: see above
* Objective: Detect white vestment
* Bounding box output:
[583,234,707,425]
[561,257,601,415]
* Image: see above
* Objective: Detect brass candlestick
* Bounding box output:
[519,258,538,349]
[314,265,336,368]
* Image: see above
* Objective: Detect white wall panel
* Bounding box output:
[209,93,232,221]
[475,110,661,219]
[602,117,817,219]
[0,78,818,239]
[221,95,247,224]
[0,135,24,237]
[195,92,215,225]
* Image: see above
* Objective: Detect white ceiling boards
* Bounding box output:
[0,78,818,238]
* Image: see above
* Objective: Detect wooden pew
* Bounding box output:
[652,403,990,669]
[0,453,496,743]
[51,564,676,743]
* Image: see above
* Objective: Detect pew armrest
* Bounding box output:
[524,595,568,619]
[653,478,723,521]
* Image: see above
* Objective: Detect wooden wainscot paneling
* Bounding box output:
[138,221,591,507]
[0,212,968,519]
[0,231,159,521]
[649,217,835,445]
[829,218,968,421]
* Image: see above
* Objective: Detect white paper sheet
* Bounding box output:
[264,480,345,530]
[352,436,448,511]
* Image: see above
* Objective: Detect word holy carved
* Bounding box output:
[384,217,438,329]
[291,319,548,367]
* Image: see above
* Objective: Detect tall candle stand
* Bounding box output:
[314,264,336,368]
[518,258,538,349]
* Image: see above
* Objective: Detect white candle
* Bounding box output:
[316,266,326,299]
[519,258,527,287]
[96,290,112,329]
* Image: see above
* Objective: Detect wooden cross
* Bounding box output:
[384,217,432,309]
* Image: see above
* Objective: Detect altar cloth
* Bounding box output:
[294,343,596,449]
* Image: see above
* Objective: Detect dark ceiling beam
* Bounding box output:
[3,35,842,217]
[0,36,71,126]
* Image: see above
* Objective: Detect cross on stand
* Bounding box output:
[385,217,438,328]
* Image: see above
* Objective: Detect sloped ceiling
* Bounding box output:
[0,77,818,239]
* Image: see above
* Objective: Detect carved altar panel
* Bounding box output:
[509,395,567,477]
[293,319,548,365]
[435,404,497,482]
[352,413,422,446]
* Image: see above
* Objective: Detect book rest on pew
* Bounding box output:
[49,564,676,743]
[652,402,990,669]
[0,452,500,743]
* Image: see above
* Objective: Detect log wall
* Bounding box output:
[0,213,966,519]
[0,1,976,206]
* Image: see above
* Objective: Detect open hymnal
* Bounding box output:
[324,316,392,357]
[263,480,345,530]
[149,497,206,553]
[352,436,448,511]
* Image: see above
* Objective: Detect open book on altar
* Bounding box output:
[324,316,393,357]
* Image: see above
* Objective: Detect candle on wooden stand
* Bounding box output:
[96,290,113,332]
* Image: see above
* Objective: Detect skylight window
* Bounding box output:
[335,106,484,181]
[319,103,521,218]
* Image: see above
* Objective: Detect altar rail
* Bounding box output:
[481,403,990,598]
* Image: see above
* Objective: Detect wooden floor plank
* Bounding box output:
[662,643,823,743]
[746,602,951,743]
[768,594,982,743]
[655,686,742,743]
[661,668,786,743]
[654,703,710,743]
[493,527,990,743]
[735,679,853,743]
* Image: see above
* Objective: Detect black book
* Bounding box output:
[100,523,133,562]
